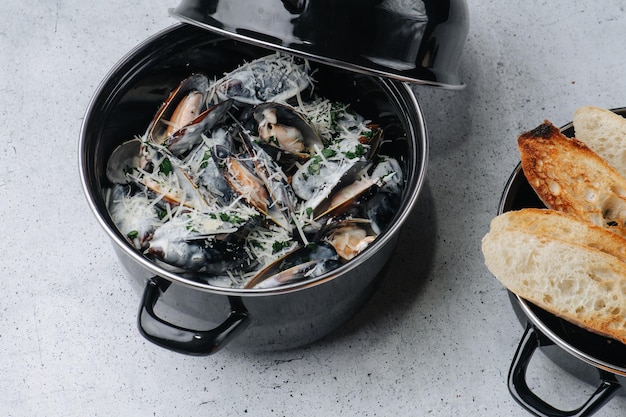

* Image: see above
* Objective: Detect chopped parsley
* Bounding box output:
[219,212,244,224]
[329,102,348,130]
[249,240,264,249]
[307,149,337,175]
[344,144,366,159]
[127,230,139,239]
[159,158,173,175]
[321,148,336,158]
[272,241,291,253]
[200,150,212,169]
[268,135,280,147]
[308,159,321,176]
[157,209,168,220]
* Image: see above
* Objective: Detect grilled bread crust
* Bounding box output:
[518,121,626,238]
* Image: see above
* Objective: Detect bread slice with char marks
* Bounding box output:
[490,208,626,263]
[573,106,626,178]
[518,121,626,238]
[482,227,626,344]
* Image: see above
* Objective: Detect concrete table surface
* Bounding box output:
[2,1,626,416]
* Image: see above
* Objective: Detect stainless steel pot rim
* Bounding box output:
[79,23,428,297]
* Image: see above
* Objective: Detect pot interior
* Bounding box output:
[500,111,626,375]
[80,23,426,293]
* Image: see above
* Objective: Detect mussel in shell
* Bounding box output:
[212,144,291,230]
[212,53,312,105]
[319,218,377,261]
[146,74,210,145]
[253,102,323,157]
[134,148,210,211]
[244,242,341,289]
[164,99,233,156]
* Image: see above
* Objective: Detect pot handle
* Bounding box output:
[508,325,621,417]
[138,277,250,355]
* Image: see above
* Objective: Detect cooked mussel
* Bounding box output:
[212,144,291,230]
[149,234,257,275]
[212,53,312,105]
[164,99,233,156]
[253,102,323,157]
[146,74,210,145]
[320,218,377,261]
[244,242,341,289]
[212,145,268,211]
[134,147,210,211]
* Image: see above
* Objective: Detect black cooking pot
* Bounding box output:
[498,111,626,416]
[79,23,429,355]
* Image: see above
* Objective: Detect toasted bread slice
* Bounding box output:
[490,208,626,263]
[574,106,626,178]
[482,228,626,344]
[518,121,626,238]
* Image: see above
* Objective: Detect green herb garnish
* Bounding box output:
[344,144,366,159]
[308,158,321,176]
[219,212,244,224]
[159,158,173,175]
[250,240,264,249]
[156,209,168,220]
[321,148,336,158]
[200,150,212,169]
[272,241,291,253]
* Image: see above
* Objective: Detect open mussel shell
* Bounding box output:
[211,143,268,209]
[148,233,258,276]
[212,53,313,105]
[244,242,341,289]
[238,129,298,218]
[313,167,382,220]
[318,218,377,261]
[145,73,210,145]
[135,150,211,211]
[253,102,323,157]
[106,138,142,184]
[212,140,291,230]
[164,98,234,156]
[211,143,291,230]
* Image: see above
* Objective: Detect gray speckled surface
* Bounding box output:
[3,1,626,416]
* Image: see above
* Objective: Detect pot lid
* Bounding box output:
[169,0,468,89]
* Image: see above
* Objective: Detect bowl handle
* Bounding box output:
[508,325,621,417]
[137,277,250,355]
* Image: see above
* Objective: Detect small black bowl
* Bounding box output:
[498,110,626,416]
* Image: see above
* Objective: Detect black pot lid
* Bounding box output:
[169,0,468,89]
